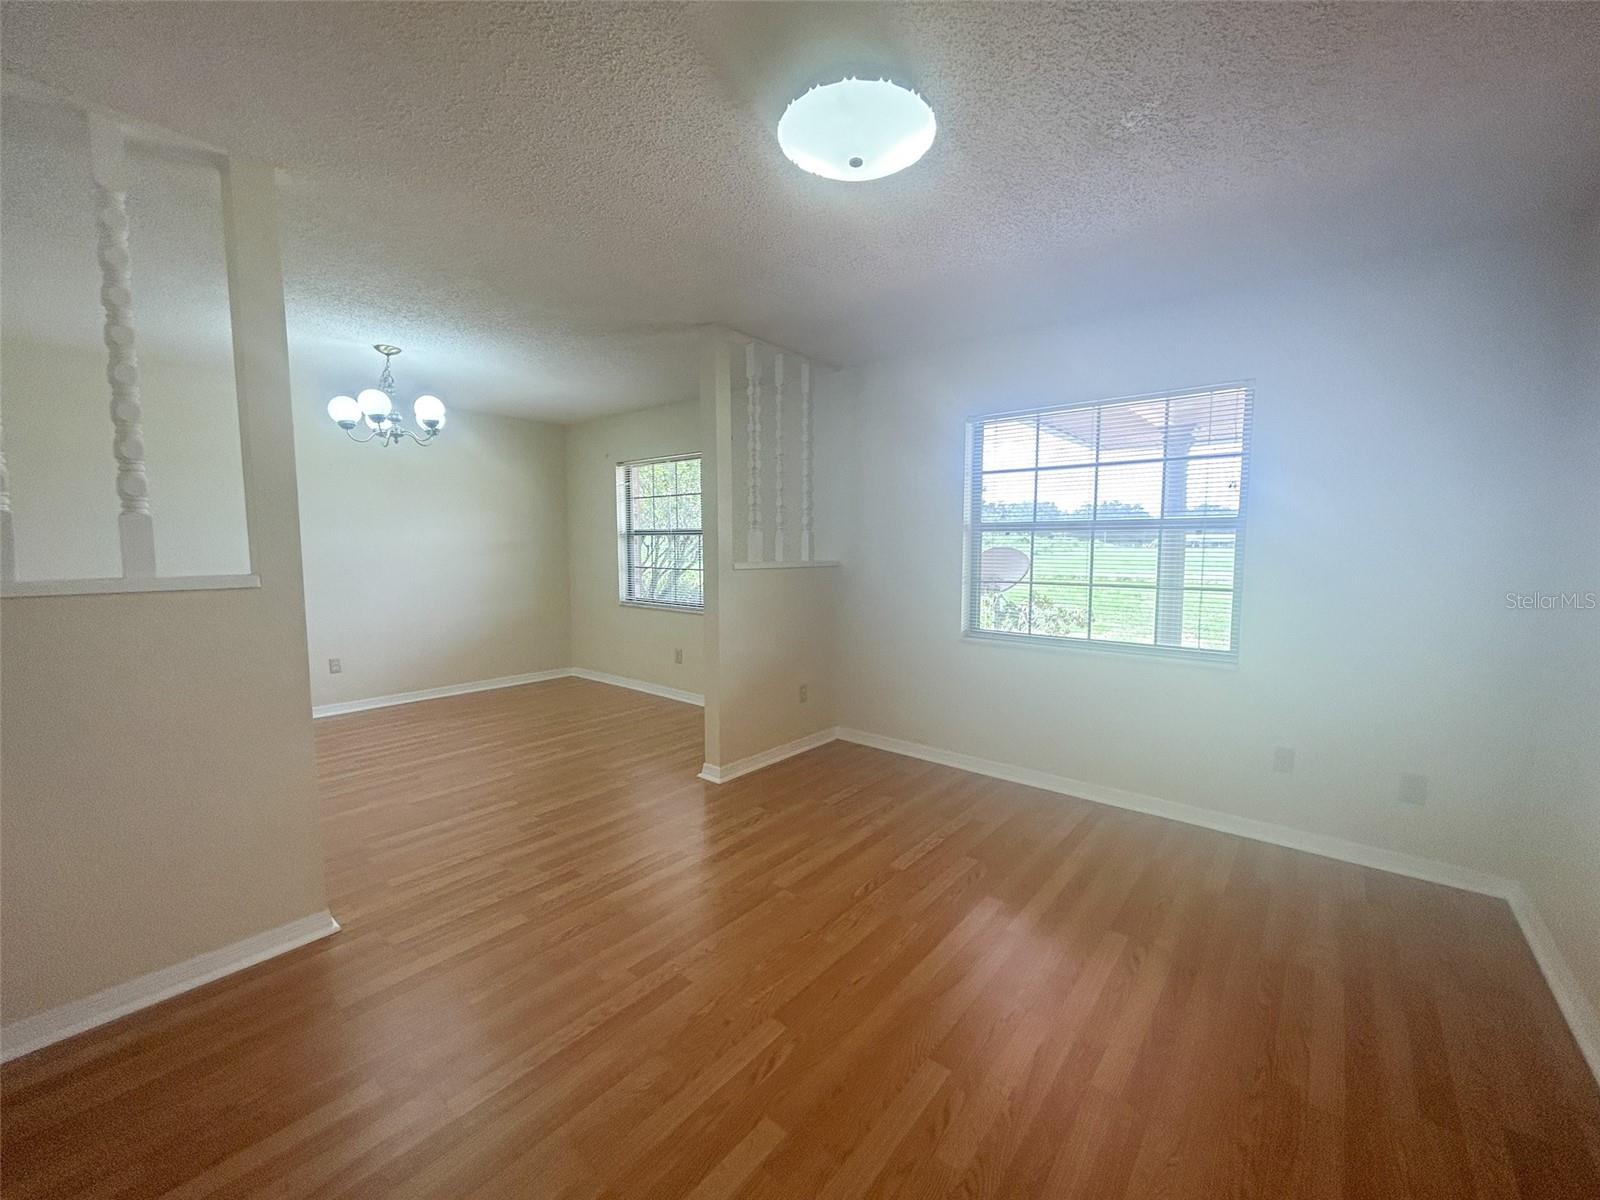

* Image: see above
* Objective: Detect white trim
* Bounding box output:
[2,573,260,598]
[616,452,705,610]
[832,726,1599,1084]
[1505,883,1600,1084]
[312,668,705,719]
[730,560,840,570]
[0,910,339,1063]
[834,728,1509,890]
[964,383,1252,665]
[961,631,1239,670]
[699,727,838,784]
[311,669,570,718]
[567,668,704,707]
[2,71,227,158]
[618,599,704,614]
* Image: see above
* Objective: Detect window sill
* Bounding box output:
[961,630,1238,669]
[619,599,703,614]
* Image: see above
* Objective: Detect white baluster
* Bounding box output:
[0,407,13,582]
[800,358,813,562]
[774,353,786,562]
[745,342,764,562]
[89,116,155,577]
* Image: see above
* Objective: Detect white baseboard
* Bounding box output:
[699,727,838,784]
[0,910,340,1063]
[567,668,704,707]
[833,725,1600,1085]
[833,728,1510,893]
[1505,884,1600,1083]
[313,668,704,719]
[312,669,570,718]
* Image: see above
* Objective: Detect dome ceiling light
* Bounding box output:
[777,77,936,182]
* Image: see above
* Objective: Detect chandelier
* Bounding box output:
[325,345,447,446]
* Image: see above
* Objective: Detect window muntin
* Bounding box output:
[618,455,703,609]
[966,385,1251,658]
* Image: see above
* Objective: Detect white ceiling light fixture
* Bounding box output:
[325,344,447,447]
[777,77,936,182]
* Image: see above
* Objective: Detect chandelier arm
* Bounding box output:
[344,425,380,444]
[392,425,439,447]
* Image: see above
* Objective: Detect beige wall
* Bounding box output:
[293,375,569,709]
[713,566,838,763]
[0,162,327,1023]
[825,222,1597,1009]
[565,400,704,695]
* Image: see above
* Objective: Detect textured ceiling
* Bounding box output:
[3,2,1598,420]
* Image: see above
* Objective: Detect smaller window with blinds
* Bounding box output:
[617,455,704,610]
[965,384,1252,659]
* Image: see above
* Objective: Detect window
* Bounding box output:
[966,384,1252,659]
[618,455,703,609]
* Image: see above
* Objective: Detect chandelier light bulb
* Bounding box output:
[777,77,936,182]
[326,394,360,428]
[413,394,446,429]
[357,388,392,421]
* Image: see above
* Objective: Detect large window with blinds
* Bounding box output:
[965,384,1252,658]
[617,454,704,610]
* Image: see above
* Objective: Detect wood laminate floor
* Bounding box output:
[3,678,1598,1198]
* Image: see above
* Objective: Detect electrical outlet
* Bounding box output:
[328,657,342,675]
[798,684,808,704]
[674,648,683,665]
[1272,746,1295,774]
[1398,773,1428,807]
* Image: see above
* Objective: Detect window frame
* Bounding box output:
[962,383,1252,663]
[616,452,704,612]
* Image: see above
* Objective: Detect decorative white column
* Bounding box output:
[0,408,13,583]
[745,341,764,562]
[773,353,786,562]
[89,116,156,577]
[799,358,813,562]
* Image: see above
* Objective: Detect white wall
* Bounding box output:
[293,371,569,709]
[826,223,1596,1008]
[565,400,704,695]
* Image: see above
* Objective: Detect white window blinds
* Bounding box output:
[618,455,704,609]
[966,384,1252,658]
